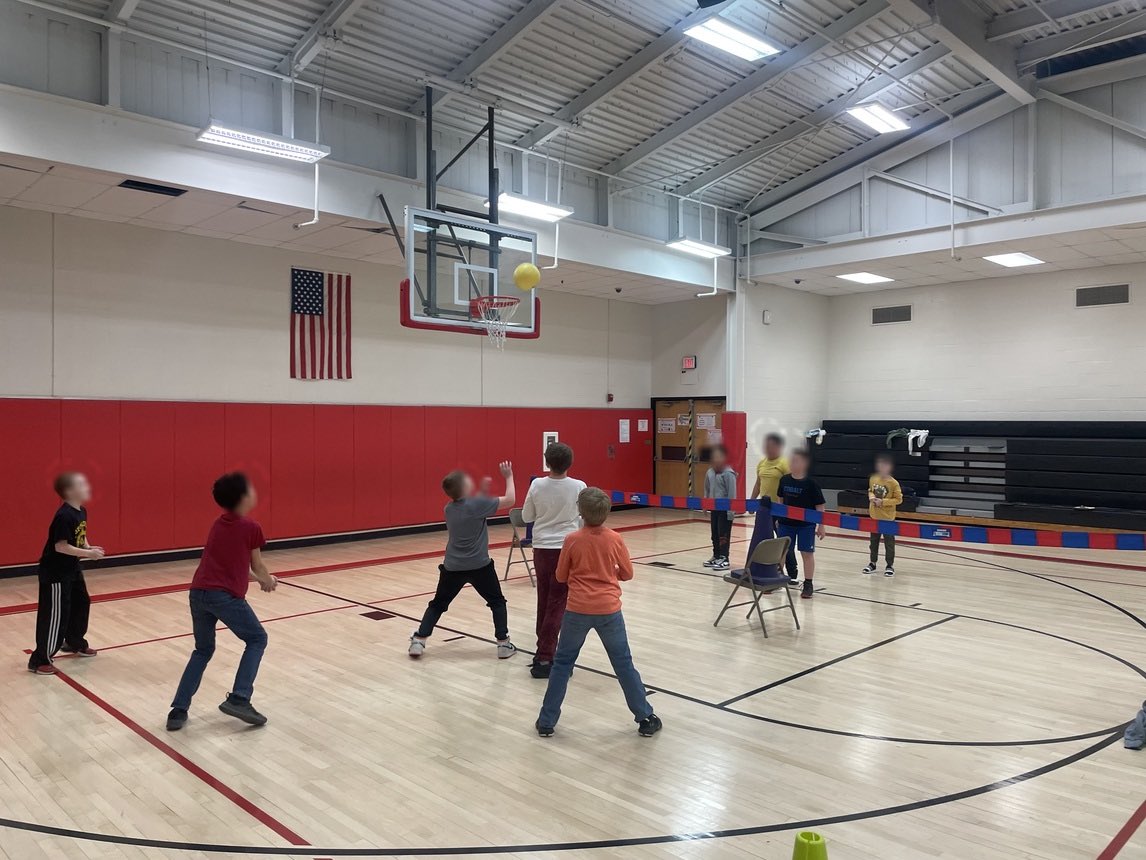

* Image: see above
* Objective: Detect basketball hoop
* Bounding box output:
[470,295,520,350]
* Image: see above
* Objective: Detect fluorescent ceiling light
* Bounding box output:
[684,17,780,62]
[667,237,733,259]
[484,192,573,223]
[846,103,909,134]
[836,272,894,284]
[197,120,330,162]
[983,252,1045,267]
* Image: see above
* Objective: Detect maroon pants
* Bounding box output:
[533,548,568,663]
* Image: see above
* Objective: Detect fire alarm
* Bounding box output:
[681,355,698,371]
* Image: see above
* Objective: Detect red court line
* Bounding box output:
[51,667,311,848]
[0,517,699,618]
[1098,797,1146,859]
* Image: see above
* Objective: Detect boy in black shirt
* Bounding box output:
[775,449,826,599]
[28,473,104,675]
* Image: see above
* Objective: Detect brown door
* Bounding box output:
[654,398,726,497]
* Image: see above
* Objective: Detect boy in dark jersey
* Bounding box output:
[775,449,826,599]
[167,472,277,731]
[28,473,105,675]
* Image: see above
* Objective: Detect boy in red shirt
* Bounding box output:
[167,473,278,731]
[535,488,661,738]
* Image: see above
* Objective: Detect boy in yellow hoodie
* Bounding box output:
[863,453,902,577]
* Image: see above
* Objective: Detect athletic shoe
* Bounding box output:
[408,635,426,658]
[701,556,720,568]
[712,557,730,570]
[536,720,554,738]
[861,563,878,575]
[497,639,517,660]
[530,660,552,679]
[28,664,57,676]
[62,645,97,657]
[218,696,267,726]
[801,581,815,599]
[166,708,188,731]
[638,714,663,737]
[788,575,800,586]
[885,566,895,577]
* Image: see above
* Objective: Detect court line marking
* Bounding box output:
[717,615,957,706]
[1098,795,1146,859]
[51,666,312,849]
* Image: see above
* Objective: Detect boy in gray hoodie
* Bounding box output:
[703,445,737,571]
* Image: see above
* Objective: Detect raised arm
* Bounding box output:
[495,461,516,510]
[248,548,278,592]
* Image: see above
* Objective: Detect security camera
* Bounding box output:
[615,287,622,293]
[794,278,803,285]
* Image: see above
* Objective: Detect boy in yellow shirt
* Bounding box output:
[863,453,903,577]
[750,433,797,580]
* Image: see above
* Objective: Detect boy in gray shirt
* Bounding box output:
[703,445,737,571]
[409,461,517,659]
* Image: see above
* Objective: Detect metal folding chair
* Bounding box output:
[714,537,800,637]
[503,507,535,586]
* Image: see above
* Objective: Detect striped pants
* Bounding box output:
[29,574,90,669]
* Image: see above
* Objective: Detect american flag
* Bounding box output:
[290,267,351,380]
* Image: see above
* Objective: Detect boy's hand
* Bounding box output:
[498,460,513,478]
[259,574,278,593]
[86,547,106,560]
[872,498,883,507]
[815,524,826,540]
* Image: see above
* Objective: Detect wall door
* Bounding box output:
[653,398,726,497]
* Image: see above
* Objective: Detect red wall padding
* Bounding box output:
[0,399,654,567]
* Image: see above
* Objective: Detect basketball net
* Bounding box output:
[470,295,520,350]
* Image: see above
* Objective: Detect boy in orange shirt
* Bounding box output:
[535,488,661,738]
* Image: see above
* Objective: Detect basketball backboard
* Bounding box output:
[400,206,540,340]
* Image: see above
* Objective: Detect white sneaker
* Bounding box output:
[408,635,426,658]
[702,556,719,568]
[497,639,517,659]
[862,563,878,575]
[712,557,730,570]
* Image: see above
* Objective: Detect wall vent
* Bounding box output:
[118,179,187,197]
[1075,284,1129,307]
[871,304,912,324]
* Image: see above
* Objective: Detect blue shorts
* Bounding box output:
[777,522,816,553]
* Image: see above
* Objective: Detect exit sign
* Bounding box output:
[681,355,698,371]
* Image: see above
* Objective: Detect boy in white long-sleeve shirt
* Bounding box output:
[521,443,586,679]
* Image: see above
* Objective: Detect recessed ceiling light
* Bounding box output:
[667,237,733,259]
[836,272,894,284]
[846,103,910,134]
[684,17,780,62]
[982,252,1045,267]
[196,120,330,162]
[484,192,573,223]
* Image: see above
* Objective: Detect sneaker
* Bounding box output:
[884,566,895,577]
[712,557,730,571]
[28,663,57,676]
[638,714,663,737]
[801,581,815,599]
[166,708,188,731]
[701,556,720,568]
[530,660,552,679]
[62,645,97,657]
[408,634,426,658]
[535,720,555,738]
[788,575,800,586]
[862,563,878,575]
[497,639,517,660]
[218,696,267,727]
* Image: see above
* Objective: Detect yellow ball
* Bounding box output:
[513,262,541,291]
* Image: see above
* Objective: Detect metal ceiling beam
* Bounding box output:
[749,89,1018,226]
[672,43,949,197]
[600,0,891,177]
[409,0,563,116]
[1016,14,1146,65]
[887,0,1036,104]
[513,1,737,151]
[986,0,1127,41]
[1038,88,1146,141]
[277,0,371,75]
[104,0,141,22]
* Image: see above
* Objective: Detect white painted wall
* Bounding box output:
[651,297,729,398]
[826,264,1146,419]
[0,206,653,407]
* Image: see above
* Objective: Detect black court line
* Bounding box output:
[442,636,465,642]
[718,616,958,707]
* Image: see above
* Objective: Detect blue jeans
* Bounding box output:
[171,589,268,710]
[538,610,653,728]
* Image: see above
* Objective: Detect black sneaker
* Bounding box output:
[884,566,895,577]
[166,708,188,731]
[638,714,663,737]
[536,720,554,738]
[530,661,552,679]
[218,696,268,726]
[862,563,877,575]
[801,581,814,599]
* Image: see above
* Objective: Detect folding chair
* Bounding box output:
[503,507,535,586]
[713,537,800,637]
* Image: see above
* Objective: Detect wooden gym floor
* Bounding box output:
[0,508,1143,859]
